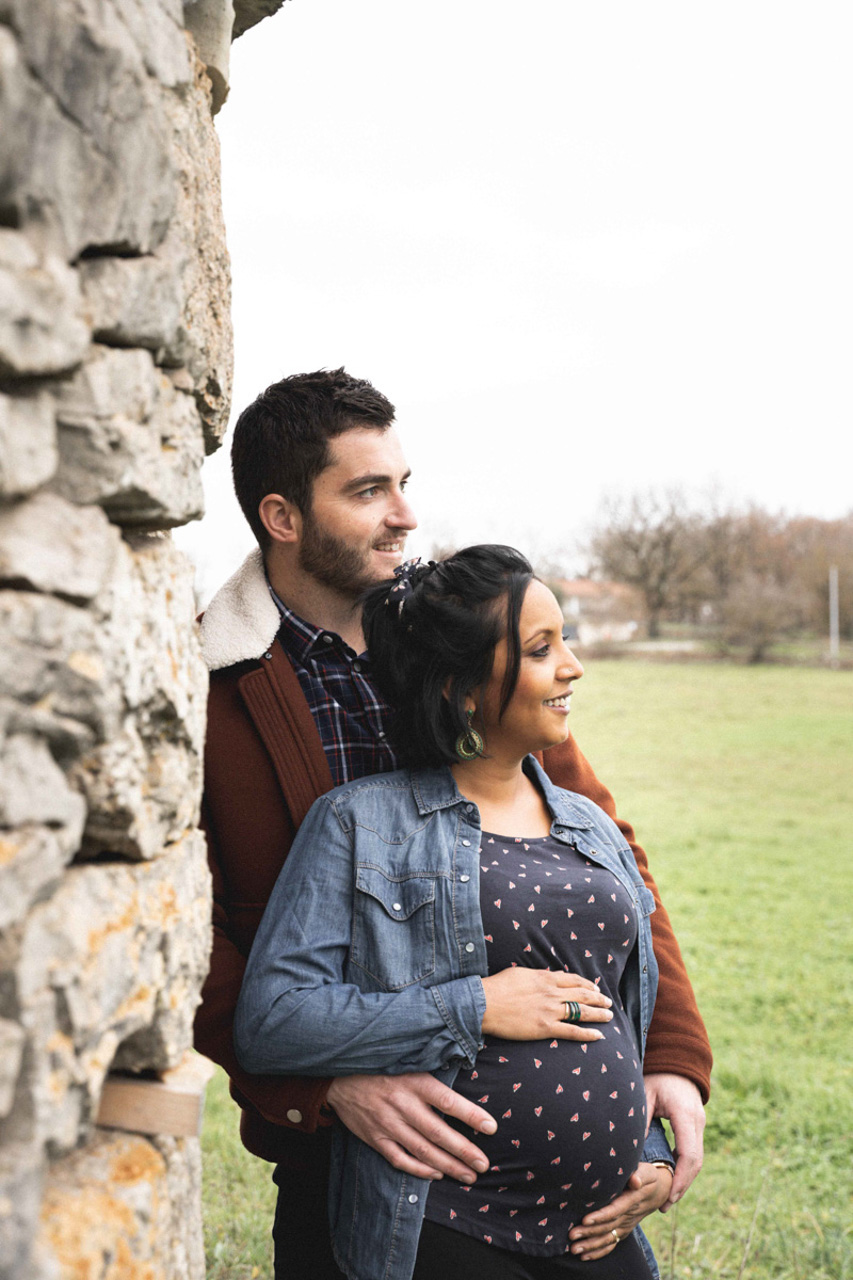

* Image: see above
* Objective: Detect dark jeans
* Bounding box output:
[271,1153,345,1280]
[413,1220,654,1280]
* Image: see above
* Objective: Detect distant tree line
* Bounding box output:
[587,491,853,661]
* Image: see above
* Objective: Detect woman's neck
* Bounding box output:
[451,756,552,838]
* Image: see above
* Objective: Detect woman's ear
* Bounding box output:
[440,680,476,716]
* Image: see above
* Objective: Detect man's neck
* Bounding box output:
[266,559,365,653]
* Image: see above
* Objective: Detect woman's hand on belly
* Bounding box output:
[567,1163,674,1259]
[480,967,613,1041]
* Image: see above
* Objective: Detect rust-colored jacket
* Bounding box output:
[194,551,711,1163]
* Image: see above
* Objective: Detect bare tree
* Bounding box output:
[588,490,707,638]
[719,572,807,662]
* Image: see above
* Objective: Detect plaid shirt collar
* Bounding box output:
[267,582,364,664]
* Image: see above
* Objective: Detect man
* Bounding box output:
[195,368,711,1278]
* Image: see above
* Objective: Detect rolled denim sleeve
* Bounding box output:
[641,1118,674,1166]
[234,795,486,1077]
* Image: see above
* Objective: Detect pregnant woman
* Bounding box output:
[235,546,675,1280]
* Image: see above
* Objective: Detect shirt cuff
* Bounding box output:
[431,976,486,1068]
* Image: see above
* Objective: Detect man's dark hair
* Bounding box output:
[362,545,535,768]
[231,367,395,549]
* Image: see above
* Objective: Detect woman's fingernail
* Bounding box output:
[481,1119,497,1134]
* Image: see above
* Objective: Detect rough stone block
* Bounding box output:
[0,1141,43,1280]
[78,255,185,357]
[183,0,234,113]
[0,721,87,934]
[11,832,211,1154]
[160,53,232,446]
[0,825,79,936]
[0,230,89,378]
[0,493,121,604]
[0,391,58,498]
[52,346,205,529]
[76,729,202,862]
[0,5,178,260]
[109,0,193,90]
[77,534,207,859]
[32,1130,203,1280]
[0,735,84,832]
[0,1020,25,1119]
[232,0,288,39]
[0,534,206,863]
[0,591,119,741]
[75,50,233,448]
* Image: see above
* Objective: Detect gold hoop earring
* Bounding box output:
[455,709,485,761]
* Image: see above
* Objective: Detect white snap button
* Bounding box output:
[408,1194,419,1204]
[460,874,470,883]
[286,1109,303,1124]
[465,942,475,953]
[461,839,471,847]
[393,902,402,912]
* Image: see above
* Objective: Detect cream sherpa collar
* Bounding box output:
[199,548,281,672]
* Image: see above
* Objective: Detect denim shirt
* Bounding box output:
[236,758,671,1280]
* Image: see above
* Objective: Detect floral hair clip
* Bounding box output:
[386,558,437,616]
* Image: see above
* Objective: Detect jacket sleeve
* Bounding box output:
[234,796,487,1078]
[193,797,335,1133]
[541,734,712,1102]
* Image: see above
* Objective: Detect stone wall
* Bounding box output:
[0,1,284,1274]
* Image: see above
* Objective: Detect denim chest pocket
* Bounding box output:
[351,867,437,991]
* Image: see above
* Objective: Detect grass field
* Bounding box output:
[201,660,853,1279]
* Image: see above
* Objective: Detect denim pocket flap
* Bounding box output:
[355,868,437,920]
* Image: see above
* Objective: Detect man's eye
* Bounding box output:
[358,486,380,498]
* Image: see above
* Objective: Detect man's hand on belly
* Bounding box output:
[643,1072,706,1207]
[568,1163,673,1259]
[325,1074,497,1183]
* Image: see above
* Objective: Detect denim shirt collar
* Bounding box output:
[410,754,596,830]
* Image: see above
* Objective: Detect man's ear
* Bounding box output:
[258,493,302,546]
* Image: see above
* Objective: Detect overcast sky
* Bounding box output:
[175,1,853,604]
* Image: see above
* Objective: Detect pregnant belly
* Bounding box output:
[426,1020,647,1252]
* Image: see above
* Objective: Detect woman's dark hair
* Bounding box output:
[363,545,535,768]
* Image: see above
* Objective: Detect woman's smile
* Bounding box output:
[543,692,572,712]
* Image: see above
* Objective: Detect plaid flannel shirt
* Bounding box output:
[269,585,398,788]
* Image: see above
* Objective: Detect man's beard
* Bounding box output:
[298,513,384,600]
